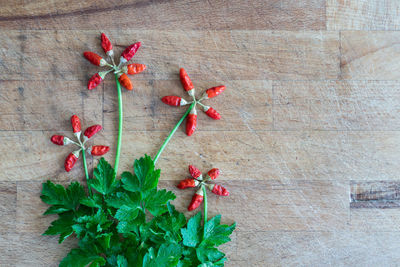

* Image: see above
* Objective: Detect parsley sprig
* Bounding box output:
[41,155,235,267]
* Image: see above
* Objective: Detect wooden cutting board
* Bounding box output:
[1,0,400,266]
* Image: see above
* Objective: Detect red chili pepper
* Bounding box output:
[188,188,204,211]
[83,52,107,66]
[88,73,103,90]
[210,184,229,196]
[71,115,81,133]
[88,145,110,156]
[118,73,133,90]
[101,33,113,55]
[186,108,197,136]
[203,86,225,99]
[161,96,187,106]
[207,168,220,180]
[180,68,194,92]
[177,178,198,189]
[65,151,79,172]
[126,63,146,75]
[84,125,102,140]
[189,165,202,179]
[51,135,65,146]
[121,42,141,62]
[203,106,221,120]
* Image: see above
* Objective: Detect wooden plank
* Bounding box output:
[341,31,400,80]
[273,80,400,130]
[103,79,272,132]
[0,0,326,30]
[349,209,400,232]
[0,30,340,81]
[0,182,16,233]
[350,181,400,208]
[327,0,400,30]
[3,131,400,182]
[0,80,102,131]
[13,233,76,267]
[17,180,346,235]
[235,231,400,265]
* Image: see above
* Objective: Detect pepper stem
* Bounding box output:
[153,101,196,164]
[202,184,208,238]
[114,74,123,177]
[81,149,92,197]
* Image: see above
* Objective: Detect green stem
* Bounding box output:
[81,149,92,197]
[202,185,208,238]
[114,74,123,177]
[153,101,196,164]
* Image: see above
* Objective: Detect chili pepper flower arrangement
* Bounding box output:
[40,33,235,267]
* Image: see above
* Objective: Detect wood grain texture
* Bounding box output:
[1,0,400,266]
[3,131,400,182]
[0,30,340,81]
[273,80,400,130]
[0,0,326,30]
[327,0,400,30]
[340,31,400,80]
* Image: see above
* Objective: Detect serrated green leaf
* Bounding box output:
[43,205,70,215]
[121,171,140,192]
[201,215,236,247]
[80,194,102,208]
[88,158,118,195]
[41,181,85,214]
[43,212,75,243]
[196,246,225,263]
[117,210,145,234]
[153,203,186,243]
[143,243,182,267]
[181,212,202,248]
[105,191,140,209]
[60,248,105,267]
[144,189,176,216]
[115,205,140,222]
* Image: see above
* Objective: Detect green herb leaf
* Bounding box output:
[122,155,160,194]
[144,189,176,216]
[41,181,85,214]
[143,243,183,267]
[201,215,236,247]
[117,255,128,267]
[88,158,118,195]
[60,247,106,267]
[196,245,225,263]
[43,212,75,244]
[181,212,202,247]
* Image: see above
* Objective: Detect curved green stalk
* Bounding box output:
[81,149,92,197]
[114,74,123,176]
[202,185,208,238]
[153,101,196,164]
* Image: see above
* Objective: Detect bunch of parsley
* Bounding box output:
[41,155,235,267]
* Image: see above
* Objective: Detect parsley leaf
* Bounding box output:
[181,212,202,247]
[43,212,75,244]
[60,247,106,267]
[41,181,85,215]
[144,189,176,216]
[143,243,183,267]
[88,158,118,195]
[201,215,236,247]
[122,155,160,194]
